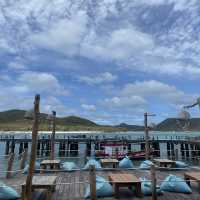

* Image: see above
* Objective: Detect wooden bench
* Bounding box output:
[100,159,119,168]
[154,159,176,168]
[21,175,57,200]
[40,160,61,173]
[108,173,142,198]
[184,172,200,192]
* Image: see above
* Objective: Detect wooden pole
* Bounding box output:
[144,112,150,160]
[6,153,15,178]
[151,164,157,200]
[24,94,40,200]
[175,148,178,161]
[89,165,96,200]
[50,111,56,160]
[20,149,28,170]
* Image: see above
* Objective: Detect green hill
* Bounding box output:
[116,123,144,131]
[155,118,200,131]
[0,109,98,131]
[1,110,200,132]
[0,109,26,122]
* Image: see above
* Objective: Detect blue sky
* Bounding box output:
[0,0,200,125]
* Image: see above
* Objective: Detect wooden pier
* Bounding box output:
[1,136,200,163]
[2,169,200,200]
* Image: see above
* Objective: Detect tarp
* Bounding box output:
[175,161,188,168]
[139,160,153,170]
[62,162,78,171]
[84,159,101,169]
[140,177,163,196]
[84,176,113,198]
[160,175,192,193]
[119,156,134,168]
[0,182,19,200]
[22,161,40,174]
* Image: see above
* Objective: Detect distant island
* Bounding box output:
[0,109,200,131]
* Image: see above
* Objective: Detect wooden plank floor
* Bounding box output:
[2,169,200,200]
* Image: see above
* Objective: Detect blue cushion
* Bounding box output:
[62,162,78,171]
[175,161,188,168]
[119,156,133,168]
[84,159,101,169]
[23,161,40,174]
[140,177,163,196]
[0,182,19,200]
[84,176,113,198]
[160,175,192,193]
[139,160,153,170]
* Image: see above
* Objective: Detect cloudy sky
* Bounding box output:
[0,0,200,125]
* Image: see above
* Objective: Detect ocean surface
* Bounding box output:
[0,131,199,177]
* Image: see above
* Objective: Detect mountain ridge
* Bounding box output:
[0,109,200,131]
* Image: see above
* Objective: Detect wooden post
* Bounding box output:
[144,112,150,160]
[20,149,28,170]
[175,148,178,161]
[50,111,56,160]
[84,148,87,164]
[5,141,10,155]
[6,153,15,178]
[23,94,40,200]
[89,165,96,200]
[151,164,157,200]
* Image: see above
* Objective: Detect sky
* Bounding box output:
[0,0,200,125]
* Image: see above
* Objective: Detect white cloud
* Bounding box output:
[138,0,197,11]
[103,96,147,108]
[1,0,200,80]
[8,61,26,70]
[0,72,71,116]
[81,104,96,112]
[78,72,117,85]
[81,26,154,61]
[41,96,76,116]
[30,11,88,56]
[18,71,69,96]
[0,39,15,54]
[121,80,197,107]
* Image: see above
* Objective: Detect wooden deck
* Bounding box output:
[2,169,200,200]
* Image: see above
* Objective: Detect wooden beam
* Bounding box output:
[151,164,157,200]
[144,112,150,160]
[20,149,28,170]
[23,94,40,200]
[50,111,56,160]
[6,153,15,178]
[89,165,96,200]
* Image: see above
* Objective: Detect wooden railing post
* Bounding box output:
[89,165,96,200]
[20,149,28,170]
[144,112,150,160]
[151,164,157,200]
[50,111,56,160]
[175,148,178,161]
[6,153,15,178]
[24,94,40,200]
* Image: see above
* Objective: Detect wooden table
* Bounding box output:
[100,158,119,168]
[21,175,57,200]
[40,160,61,173]
[108,173,142,198]
[154,159,176,168]
[184,172,200,192]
